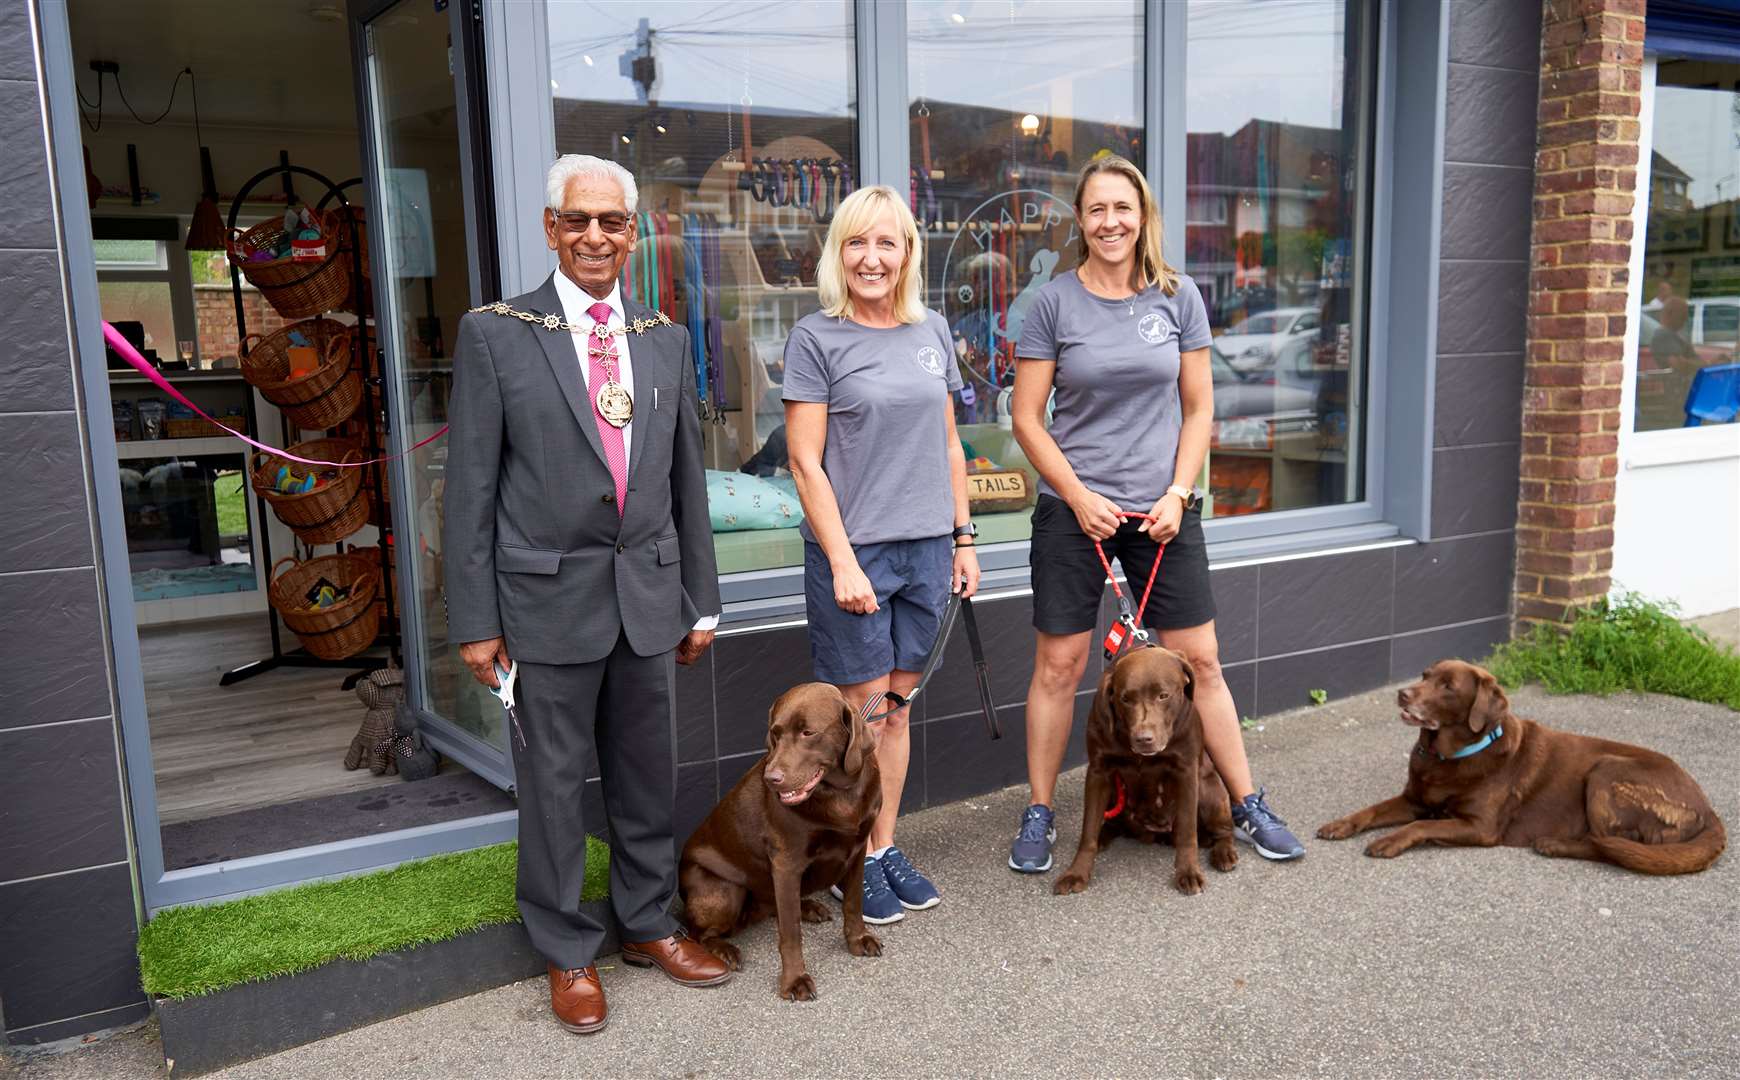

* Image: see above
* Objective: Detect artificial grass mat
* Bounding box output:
[1486,593,1740,710]
[139,837,609,1000]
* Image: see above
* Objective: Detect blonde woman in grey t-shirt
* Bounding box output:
[784,184,980,924]
[1007,155,1306,875]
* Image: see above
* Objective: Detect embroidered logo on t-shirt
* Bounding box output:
[915,345,947,377]
[1138,312,1174,345]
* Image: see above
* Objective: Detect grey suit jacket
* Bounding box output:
[442,273,722,664]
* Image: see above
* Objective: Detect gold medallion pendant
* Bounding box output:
[597,380,634,427]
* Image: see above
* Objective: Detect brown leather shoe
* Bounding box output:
[620,934,733,987]
[547,964,607,1033]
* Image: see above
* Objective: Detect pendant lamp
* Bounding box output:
[183,70,226,251]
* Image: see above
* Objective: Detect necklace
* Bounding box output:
[469,300,673,339]
[472,301,674,428]
[586,341,634,427]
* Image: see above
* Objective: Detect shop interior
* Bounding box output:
[75,0,511,872]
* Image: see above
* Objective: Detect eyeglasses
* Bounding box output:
[553,210,630,235]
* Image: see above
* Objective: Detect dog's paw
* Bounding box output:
[1363,834,1407,859]
[1053,870,1091,895]
[702,939,742,971]
[800,897,833,923]
[1317,818,1359,840]
[847,931,882,957]
[1210,841,1239,872]
[1173,865,1206,895]
[778,972,817,1001]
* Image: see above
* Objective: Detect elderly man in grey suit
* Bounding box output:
[443,154,730,1034]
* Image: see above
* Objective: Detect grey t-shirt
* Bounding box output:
[783,309,964,545]
[1015,270,1212,510]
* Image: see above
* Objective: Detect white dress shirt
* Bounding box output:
[552,272,716,634]
[554,273,637,464]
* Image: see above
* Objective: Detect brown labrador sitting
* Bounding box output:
[1318,659,1726,874]
[679,683,884,1000]
[1055,647,1238,896]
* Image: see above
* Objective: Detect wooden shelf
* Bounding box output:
[116,436,249,460]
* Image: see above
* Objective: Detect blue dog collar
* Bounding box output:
[1443,724,1503,761]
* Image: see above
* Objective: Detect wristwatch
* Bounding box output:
[1165,485,1201,510]
[952,522,978,545]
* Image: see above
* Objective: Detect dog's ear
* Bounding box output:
[1162,648,1195,700]
[1468,669,1509,734]
[842,698,872,776]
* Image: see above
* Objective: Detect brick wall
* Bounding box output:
[194,284,287,364]
[1517,0,1644,628]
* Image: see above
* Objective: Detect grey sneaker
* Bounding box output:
[1231,788,1306,861]
[1008,804,1056,873]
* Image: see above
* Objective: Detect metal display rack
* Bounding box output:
[219,162,400,688]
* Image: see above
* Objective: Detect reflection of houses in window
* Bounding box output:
[1651,150,1694,211]
[1186,119,1348,316]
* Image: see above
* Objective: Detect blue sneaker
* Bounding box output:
[1231,788,1306,861]
[877,846,940,910]
[830,856,904,924]
[1008,804,1056,873]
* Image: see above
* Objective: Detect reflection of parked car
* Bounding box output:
[1642,297,1740,347]
[1210,344,1315,420]
[1216,306,1321,374]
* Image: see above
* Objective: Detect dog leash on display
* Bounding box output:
[856,592,1001,740]
[1093,511,1167,662]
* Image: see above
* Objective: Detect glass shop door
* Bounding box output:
[351,0,512,787]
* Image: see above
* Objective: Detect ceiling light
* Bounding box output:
[583,54,595,66]
[950,12,966,24]
[620,133,632,144]
[655,123,667,134]
[308,3,343,22]
[1020,113,1040,134]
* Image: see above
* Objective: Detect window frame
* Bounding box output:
[492,0,1419,614]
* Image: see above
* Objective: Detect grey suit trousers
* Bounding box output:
[511,636,680,968]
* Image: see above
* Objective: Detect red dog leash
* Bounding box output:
[1093,511,1169,822]
[1092,511,1167,661]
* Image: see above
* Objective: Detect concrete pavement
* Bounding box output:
[8,680,1737,1079]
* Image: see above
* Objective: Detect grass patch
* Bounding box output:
[139,838,608,1000]
[1485,593,1740,710]
[213,471,247,538]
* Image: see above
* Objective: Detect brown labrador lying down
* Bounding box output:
[1318,659,1726,874]
[679,683,883,1000]
[1055,647,1238,896]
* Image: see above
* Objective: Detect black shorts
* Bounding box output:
[1029,494,1217,635]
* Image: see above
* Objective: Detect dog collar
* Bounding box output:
[1439,724,1503,761]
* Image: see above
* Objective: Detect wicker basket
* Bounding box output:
[249,438,368,544]
[240,318,362,431]
[228,209,354,318]
[269,552,381,660]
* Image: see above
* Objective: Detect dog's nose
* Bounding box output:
[1133,731,1158,751]
[1395,689,1411,706]
[764,767,784,786]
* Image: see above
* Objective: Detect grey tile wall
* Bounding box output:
[1433,0,1537,555]
[0,11,143,1045]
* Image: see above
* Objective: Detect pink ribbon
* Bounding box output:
[102,320,447,467]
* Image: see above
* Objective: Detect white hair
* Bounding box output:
[545,154,639,213]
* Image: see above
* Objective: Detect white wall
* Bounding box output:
[1611,434,1740,617]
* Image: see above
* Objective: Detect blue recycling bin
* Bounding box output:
[1684,363,1740,426]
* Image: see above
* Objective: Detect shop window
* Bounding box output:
[545,1,859,574]
[906,0,1145,545]
[1186,0,1375,517]
[1635,62,1740,433]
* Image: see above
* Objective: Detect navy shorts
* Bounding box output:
[1029,494,1217,635]
[804,537,953,685]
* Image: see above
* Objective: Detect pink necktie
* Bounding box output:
[586,301,628,517]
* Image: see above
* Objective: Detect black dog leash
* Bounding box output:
[857,593,1001,739]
